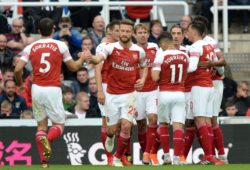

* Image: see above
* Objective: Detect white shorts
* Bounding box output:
[185,92,193,120]
[135,90,158,120]
[212,80,224,116]
[106,92,136,126]
[32,84,65,124]
[98,83,107,117]
[191,86,214,118]
[158,92,186,124]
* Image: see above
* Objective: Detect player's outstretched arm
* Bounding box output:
[95,63,105,105]
[14,59,26,86]
[89,54,105,65]
[65,51,89,72]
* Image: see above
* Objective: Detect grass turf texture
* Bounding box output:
[1,164,250,170]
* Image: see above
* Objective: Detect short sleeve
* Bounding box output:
[57,41,72,62]
[138,47,146,67]
[20,45,32,63]
[152,51,164,71]
[189,44,201,58]
[97,43,114,60]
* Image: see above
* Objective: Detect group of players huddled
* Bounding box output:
[14,14,227,167]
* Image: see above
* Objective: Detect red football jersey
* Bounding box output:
[137,42,158,92]
[96,42,110,83]
[20,38,72,87]
[98,42,146,94]
[188,40,214,87]
[153,49,189,92]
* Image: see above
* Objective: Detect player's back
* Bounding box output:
[26,39,70,87]
[157,49,189,92]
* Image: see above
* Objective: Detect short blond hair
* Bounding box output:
[134,23,149,34]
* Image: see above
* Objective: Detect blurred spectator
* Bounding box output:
[53,17,82,54]
[0,100,19,119]
[225,81,250,116]
[0,66,14,94]
[148,19,163,44]
[22,0,62,34]
[68,92,101,118]
[180,15,192,45]
[61,72,78,95]
[72,67,90,94]
[0,9,10,34]
[89,77,101,116]
[229,0,250,33]
[69,0,102,30]
[62,86,76,112]
[5,18,28,55]
[0,80,28,118]
[0,34,15,68]
[77,36,95,78]
[220,100,239,117]
[20,110,33,119]
[88,15,106,49]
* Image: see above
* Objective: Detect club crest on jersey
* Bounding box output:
[133,54,138,60]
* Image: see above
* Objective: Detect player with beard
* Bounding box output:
[88,19,147,167]
[134,23,160,165]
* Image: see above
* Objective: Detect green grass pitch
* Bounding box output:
[1,164,250,170]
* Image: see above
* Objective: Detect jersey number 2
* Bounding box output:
[39,53,51,73]
[170,64,183,83]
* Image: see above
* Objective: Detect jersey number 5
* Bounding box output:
[170,64,183,83]
[39,53,51,73]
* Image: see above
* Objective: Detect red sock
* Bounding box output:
[101,127,113,158]
[145,125,157,153]
[183,127,196,158]
[151,130,160,154]
[158,125,169,153]
[173,129,184,156]
[47,125,63,142]
[35,131,47,162]
[138,132,146,153]
[213,126,225,155]
[115,133,130,159]
[124,137,131,156]
[197,125,212,156]
[207,125,215,155]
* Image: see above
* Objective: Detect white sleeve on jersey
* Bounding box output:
[57,41,72,62]
[20,45,32,63]
[95,43,106,54]
[138,46,146,67]
[188,57,199,73]
[97,43,115,60]
[152,51,164,71]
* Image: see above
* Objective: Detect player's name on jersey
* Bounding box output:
[32,43,58,52]
[164,55,187,64]
[112,62,135,71]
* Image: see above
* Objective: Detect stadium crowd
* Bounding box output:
[1,0,250,167]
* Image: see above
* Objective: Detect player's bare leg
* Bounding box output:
[211,116,228,163]
[172,122,187,165]
[36,117,51,168]
[101,117,113,165]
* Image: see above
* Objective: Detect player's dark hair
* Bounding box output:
[193,15,209,33]
[189,21,206,37]
[158,31,173,44]
[120,19,134,28]
[107,20,120,31]
[170,24,184,34]
[38,18,54,37]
